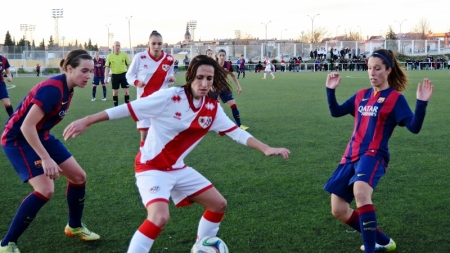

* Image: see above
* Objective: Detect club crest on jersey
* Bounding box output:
[162,64,170,71]
[198,116,213,129]
[205,102,215,110]
[377,97,385,103]
[174,112,182,120]
[149,186,160,193]
[167,55,173,61]
[34,160,42,168]
[144,64,148,69]
[140,55,146,59]
[171,95,181,102]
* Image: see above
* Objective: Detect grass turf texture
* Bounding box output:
[0,70,449,252]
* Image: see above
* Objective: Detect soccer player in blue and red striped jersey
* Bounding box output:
[0,54,14,117]
[0,49,100,253]
[207,49,248,130]
[91,51,107,101]
[237,54,245,79]
[324,49,434,253]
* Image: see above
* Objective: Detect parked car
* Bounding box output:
[3,65,15,77]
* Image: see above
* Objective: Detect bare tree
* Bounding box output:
[302,27,330,44]
[410,17,432,39]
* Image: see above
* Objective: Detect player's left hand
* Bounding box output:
[6,76,12,82]
[63,118,89,140]
[168,76,176,83]
[264,147,290,159]
[416,78,433,101]
[236,86,242,94]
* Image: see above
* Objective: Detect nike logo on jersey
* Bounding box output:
[362,98,369,101]
[357,174,366,177]
[62,101,68,105]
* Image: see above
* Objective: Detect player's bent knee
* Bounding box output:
[148,212,170,227]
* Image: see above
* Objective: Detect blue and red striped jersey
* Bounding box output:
[328,87,414,164]
[223,61,234,72]
[1,74,73,146]
[93,58,106,77]
[0,55,11,83]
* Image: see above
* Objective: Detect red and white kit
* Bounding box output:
[126,50,175,129]
[105,86,252,207]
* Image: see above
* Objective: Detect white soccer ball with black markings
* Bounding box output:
[191,236,229,253]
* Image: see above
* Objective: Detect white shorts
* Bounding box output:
[265,66,272,72]
[136,167,213,208]
[137,118,150,130]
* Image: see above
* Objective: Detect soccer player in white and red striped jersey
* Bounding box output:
[126,30,176,145]
[63,55,290,253]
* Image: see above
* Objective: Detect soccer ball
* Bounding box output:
[191,236,229,253]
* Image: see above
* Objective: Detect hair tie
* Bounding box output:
[371,52,391,68]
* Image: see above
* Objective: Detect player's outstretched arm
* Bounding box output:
[63,111,109,140]
[246,137,290,159]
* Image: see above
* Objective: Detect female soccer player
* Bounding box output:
[126,30,176,145]
[1,49,100,253]
[0,54,14,117]
[207,49,248,130]
[63,55,290,253]
[324,49,433,253]
[262,56,275,79]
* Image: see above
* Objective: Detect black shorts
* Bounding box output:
[111,73,129,89]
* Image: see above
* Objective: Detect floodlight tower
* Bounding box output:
[20,24,30,52]
[187,20,197,41]
[28,25,36,44]
[52,8,63,45]
[235,30,241,39]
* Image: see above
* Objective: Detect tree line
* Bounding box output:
[3,30,99,52]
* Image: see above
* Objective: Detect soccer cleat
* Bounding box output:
[360,238,396,252]
[102,98,107,101]
[65,223,100,241]
[262,78,266,80]
[239,125,249,130]
[272,76,276,79]
[91,98,96,101]
[0,241,20,253]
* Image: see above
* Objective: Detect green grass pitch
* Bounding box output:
[1,69,449,252]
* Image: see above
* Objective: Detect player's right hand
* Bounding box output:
[42,157,62,180]
[326,72,341,89]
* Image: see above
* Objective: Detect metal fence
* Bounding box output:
[1,39,449,70]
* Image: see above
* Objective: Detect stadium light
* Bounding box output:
[336,25,340,40]
[395,19,407,37]
[357,26,362,39]
[126,16,133,56]
[261,21,272,42]
[280,29,287,40]
[187,20,197,41]
[52,8,63,44]
[307,14,320,43]
[106,23,111,49]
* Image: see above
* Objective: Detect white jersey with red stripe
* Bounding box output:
[126,50,174,98]
[110,86,252,173]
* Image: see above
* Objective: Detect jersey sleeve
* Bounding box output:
[393,94,414,125]
[125,54,131,66]
[210,104,253,145]
[326,88,355,117]
[4,58,11,69]
[126,54,140,86]
[105,55,111,67]
[126,88,171,121]
[32,86,61,113]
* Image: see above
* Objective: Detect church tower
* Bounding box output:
[184,23,191,43]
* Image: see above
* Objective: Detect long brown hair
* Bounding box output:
[185,55,231,96]
[370,49,408,91]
